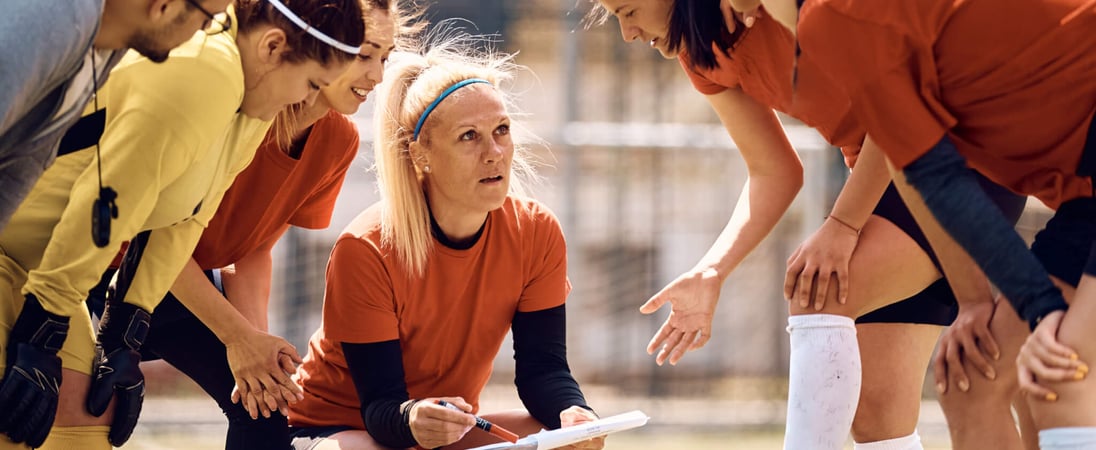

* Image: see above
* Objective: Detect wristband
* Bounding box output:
[825,214,861,235]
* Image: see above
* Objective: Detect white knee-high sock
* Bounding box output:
[783,314,861,450]
[1040,427,1096,450]
[853,431,923,450]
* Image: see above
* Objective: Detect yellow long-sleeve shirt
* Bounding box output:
[1,12,270,318]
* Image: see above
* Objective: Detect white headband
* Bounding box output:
[265,0,362,55]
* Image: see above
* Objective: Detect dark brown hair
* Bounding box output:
[665,0,744,70]
[236,0,366,68]
[583,0,744,71]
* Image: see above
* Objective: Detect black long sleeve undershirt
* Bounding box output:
[342,340,417,449]
[512,304,591,429]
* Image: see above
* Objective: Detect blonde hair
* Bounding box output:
[373,33,539,277]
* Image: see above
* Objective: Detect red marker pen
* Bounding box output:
[435,400,520,443]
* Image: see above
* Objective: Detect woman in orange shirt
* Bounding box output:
[286,42,604,450]
[590,1,1026,449]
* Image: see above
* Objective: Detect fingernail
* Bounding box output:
[993,352,1001,361]
[1075,370,1086,381]
[1071,353,1079,361]
[987,368,996,380]
[935,382,945,394]
[1078,363,1089,374]
[1046,392,1058,402]
[959,380,969,392]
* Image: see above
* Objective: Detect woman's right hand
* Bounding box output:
[408,397,476,449]
[640,268,723,366]
[784,216,860,311]
[932,299,1001,394]
[226,329,303,418]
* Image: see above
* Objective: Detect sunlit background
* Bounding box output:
[131,1,1053,448]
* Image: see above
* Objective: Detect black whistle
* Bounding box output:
[92,187,119,248]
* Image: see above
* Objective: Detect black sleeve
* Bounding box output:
[341,340,418,449]
[1086,242,1096,278]
[511,304,592,429]
[902,135,1068,329]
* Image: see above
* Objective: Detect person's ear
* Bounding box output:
[257,28,290,65]
[146,0,176,23]
[409,141,430,172]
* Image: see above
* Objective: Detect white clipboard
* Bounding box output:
[469,410,650,450]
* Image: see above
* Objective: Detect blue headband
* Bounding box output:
[412,78,492,141]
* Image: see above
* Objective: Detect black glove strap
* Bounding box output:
[12,295,69,353]
[98,300,150,352]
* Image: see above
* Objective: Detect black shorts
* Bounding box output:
[856,171,1027,325]
[1032,197,1096,288]
[289,425,356,450]
[1030,109,1096,288]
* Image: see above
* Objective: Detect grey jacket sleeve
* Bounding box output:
[0,0,105,230]
[0,0,100,136]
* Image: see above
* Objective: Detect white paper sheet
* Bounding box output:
[468,410,650,450]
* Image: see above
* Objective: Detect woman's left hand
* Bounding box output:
[557,406,605,450]
[1017,310,1088,401]
[784,216,859,310]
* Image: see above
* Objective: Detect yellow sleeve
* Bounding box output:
[118,220,205,312]
[22,106,193,317]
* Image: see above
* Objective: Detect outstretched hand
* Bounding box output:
[1017,310,1087,402]
[640,269,722,366]
[932,300,1000,394]
[784,216,859,310]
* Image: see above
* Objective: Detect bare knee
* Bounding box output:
[54,370,111,427]
[786,282,858,318]
[314,430,395,450]
[480,409,545,437]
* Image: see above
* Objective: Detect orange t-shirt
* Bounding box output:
[678,14,866,166]
[288,196,571,429]
[799,0,1096,208]
[192,110,359,269]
